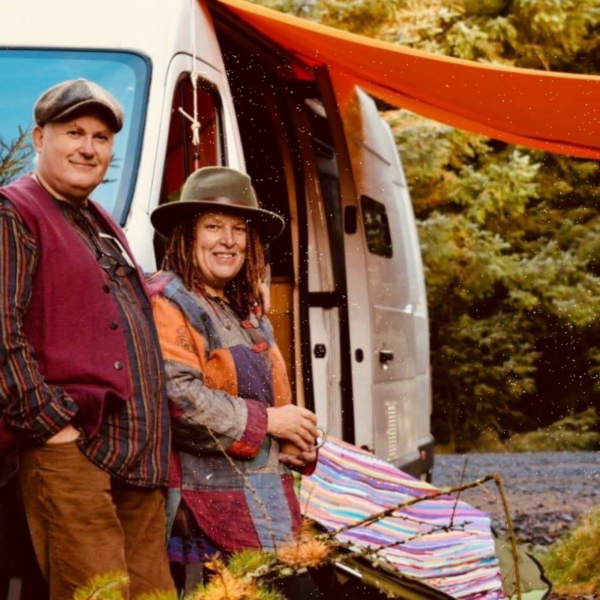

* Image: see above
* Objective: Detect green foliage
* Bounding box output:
[136,591,179,600]
[504,408,600,452]
[73,558,285,600]
[73,572,129,600]
[541,505,600,593]
[0,127,32,187]
[435,312,540,449]
[226,548,275,577]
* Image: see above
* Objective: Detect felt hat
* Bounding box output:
[34,79,124,133]
[151,167,285,245]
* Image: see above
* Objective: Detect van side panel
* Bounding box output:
[341,88,432,466]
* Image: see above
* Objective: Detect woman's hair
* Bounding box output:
[162,213,266,313]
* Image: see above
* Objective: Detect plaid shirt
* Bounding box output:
[0,195,170,487]
[150,271,310,552]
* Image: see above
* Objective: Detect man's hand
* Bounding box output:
[45,424,80,445]
[266,405,318,452]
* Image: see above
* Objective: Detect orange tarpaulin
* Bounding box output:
[212,0,600,160]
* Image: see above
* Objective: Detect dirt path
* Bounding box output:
[432,452,600,546]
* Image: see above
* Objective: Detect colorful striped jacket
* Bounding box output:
[149,271,305,552]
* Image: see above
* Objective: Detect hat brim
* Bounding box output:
[150,200,286,246]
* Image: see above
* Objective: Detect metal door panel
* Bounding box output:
[372,307,416,382]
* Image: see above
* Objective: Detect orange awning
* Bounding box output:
[213,0,600,160]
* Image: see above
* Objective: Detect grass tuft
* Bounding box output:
[540,505,600,595]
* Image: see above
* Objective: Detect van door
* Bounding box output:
[339,87,432,467]
[286,89,355,442]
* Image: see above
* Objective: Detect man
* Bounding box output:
[0,79,173,599]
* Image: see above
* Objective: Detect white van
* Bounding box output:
[0,0,433,478]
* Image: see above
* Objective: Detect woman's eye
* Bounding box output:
[235,226,247,233]
[206,224,219,230]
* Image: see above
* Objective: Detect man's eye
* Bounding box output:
[96,135,109,142]
[67,130,80,136]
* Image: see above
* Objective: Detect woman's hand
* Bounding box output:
[279,449,317,469]
[266,405,318,451]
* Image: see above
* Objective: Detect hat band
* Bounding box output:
[195,196,256,209]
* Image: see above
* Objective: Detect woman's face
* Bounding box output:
[194,212,248,295]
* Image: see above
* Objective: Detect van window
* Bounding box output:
[361,195,393,258]
[0,50,149,224]
[162,77,223,204]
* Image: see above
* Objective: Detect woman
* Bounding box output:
[149,166,320,596]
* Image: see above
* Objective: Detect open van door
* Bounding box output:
[334,85,434,475]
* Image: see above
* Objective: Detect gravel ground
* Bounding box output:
[432,452,600,546]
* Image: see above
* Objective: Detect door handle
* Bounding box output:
[379,350,394,366]
[314,344,327,359]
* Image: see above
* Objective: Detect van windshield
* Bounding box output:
[0,50,149,223]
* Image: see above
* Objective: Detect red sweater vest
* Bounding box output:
[0,174,148,438]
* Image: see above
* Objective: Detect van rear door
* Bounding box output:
[339,87,432,468]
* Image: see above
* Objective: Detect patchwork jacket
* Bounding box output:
[149,271,304,552]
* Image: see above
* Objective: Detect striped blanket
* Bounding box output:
[300,439,505,599]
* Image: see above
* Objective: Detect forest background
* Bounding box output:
[251,0,600,453]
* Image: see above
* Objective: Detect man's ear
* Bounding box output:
[32,126,44,153]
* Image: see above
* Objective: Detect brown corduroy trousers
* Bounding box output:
[19,441,174,600]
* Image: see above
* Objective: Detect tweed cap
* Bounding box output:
[151,167,285,246]
[34,79,124,132]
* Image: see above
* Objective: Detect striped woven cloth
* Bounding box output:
[300,438,505,599]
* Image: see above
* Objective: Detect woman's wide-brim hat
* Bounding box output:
[151,166,285,246]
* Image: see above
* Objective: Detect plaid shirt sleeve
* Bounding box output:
[152,294,268,459]
[0,198,79,446]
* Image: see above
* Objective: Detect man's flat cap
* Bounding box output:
[34,79,124,132]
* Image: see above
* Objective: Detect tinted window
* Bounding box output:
[162,77,223,203]
[361,195,393,258]
[0,50,149,223]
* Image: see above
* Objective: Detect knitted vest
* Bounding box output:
[0,174,147,437]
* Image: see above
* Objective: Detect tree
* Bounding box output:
[0,128,33,187]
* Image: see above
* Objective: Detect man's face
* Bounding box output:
[32,114,115,203]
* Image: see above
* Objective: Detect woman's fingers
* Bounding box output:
[290,435,310,452]
[299,407,318,424]
[279,449,318,468]
[299,449,317,464]
[266,405,319,448]
[279,453,305,468]
[302,418,319,440]
[296,422,317,447]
